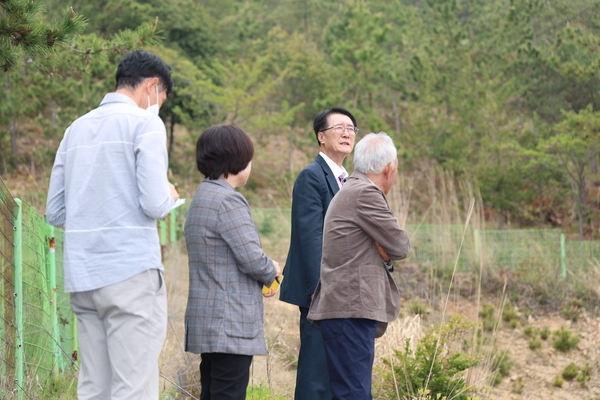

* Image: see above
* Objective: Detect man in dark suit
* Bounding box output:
[308,132,411,400]
[279,107,357,400]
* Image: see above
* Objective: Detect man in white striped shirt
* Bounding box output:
[46,50,179,400]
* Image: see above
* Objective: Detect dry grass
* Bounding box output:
[159,244,202,399]
[159,243,299,399]
[154,164,600,399]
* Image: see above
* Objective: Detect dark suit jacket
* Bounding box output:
[308,171,411,337]
[279,155,340,309]
[184,178,277,355]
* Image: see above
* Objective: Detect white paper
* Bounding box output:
[171,198,185,210]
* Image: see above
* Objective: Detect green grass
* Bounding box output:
[246,384,287,399]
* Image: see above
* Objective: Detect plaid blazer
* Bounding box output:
[184,178,277,355]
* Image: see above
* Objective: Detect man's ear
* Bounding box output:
[144,77,159,94]
[384,162,394,178]
[317,131,324,145]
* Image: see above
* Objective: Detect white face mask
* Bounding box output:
[147,85,160,115]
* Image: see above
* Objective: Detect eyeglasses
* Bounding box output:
[321,125,359,136]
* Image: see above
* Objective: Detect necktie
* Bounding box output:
[337,172,346,189]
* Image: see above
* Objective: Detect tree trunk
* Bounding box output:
[10,121,17,156]
[570,163,587,239]
[5,76,17,156]
[577,171,586,239]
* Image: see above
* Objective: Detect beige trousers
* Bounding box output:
[70,269,167,400]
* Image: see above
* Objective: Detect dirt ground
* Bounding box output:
[160,247,600,400]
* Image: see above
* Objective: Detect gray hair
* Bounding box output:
[353,132,397,174]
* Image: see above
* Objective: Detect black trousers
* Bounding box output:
[295,306,332,400]
[200,352,253,400]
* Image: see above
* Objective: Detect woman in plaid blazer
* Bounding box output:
[184,125,281,400]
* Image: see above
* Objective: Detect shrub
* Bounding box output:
[552,327,580,352]
[553,375,564,388]
[576,364,592,386]
[528,338,541,350]
[380,315,480,400]
[561,299,583,322]
[489,350,511,387]
[561,363,579,381]
[511,376,524,394]
[479,304,497,332]
[539,326,550,340]
[502,303,519,323]
[522,326,537,338]
[410,299,428,316]
[502,303,520,329]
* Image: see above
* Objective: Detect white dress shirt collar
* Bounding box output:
[319,152,348,183]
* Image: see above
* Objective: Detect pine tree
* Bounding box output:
[0,0,86,72]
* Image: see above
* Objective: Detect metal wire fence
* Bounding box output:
[252,208,600,278]
[1,188,598,398]
[0,178,17,398]
[0,177,180,399]
[0,179,77,400]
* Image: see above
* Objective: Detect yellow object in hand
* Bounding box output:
[262,275,284,295]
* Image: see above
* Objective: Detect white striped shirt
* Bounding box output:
[46,93,174,292]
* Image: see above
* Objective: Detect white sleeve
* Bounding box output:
[134,117,174,219]
[46,134,67,227]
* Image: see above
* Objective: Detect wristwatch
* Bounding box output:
[384,259,394,272]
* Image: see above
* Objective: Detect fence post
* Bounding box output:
[169,209,177,245]
[560,233,566,279]
[13,199,24,400]
[45,226,64,373]
[159,219,167,246]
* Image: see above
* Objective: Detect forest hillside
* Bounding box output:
[2,2,600,398]
[1,0,600,238]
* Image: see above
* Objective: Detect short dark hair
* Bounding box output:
[115,50,174,95]
[312,107,357,144]
[196,125,254,180]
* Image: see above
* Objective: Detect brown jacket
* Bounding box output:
[307,171,411,337]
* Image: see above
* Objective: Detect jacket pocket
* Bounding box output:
[359,264,386,310]
[224,293,262,339]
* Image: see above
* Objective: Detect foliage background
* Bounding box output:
[1,0,600,238]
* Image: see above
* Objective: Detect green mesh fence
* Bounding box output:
[53,229,77,372]
[565,240,600,271]
[0,179,77,400]
[405,224,476,270]
[0,176,181,398]
[478,229,563,276]
[0,179,17,398]
[19,201,55,389]
[251,209,599,277]
[1,189,598,397]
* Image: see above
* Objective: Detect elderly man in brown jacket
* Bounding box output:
[308,132,411,400]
